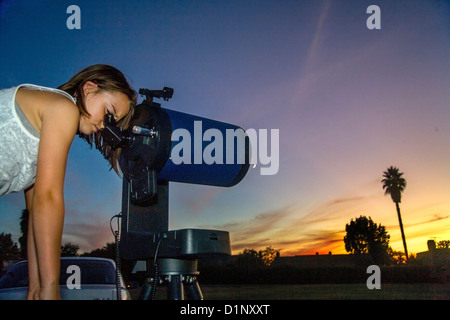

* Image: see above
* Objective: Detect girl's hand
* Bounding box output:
[26,286,40,300]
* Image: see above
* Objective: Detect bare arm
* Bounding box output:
[24,186,40,300]
[28,98,78,299]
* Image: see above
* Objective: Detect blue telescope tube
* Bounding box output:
[157,108,250,187]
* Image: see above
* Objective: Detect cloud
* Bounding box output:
[199,194,377,255]
[389,213,450,241]
[63,221,113,253]
[200,205,294,250]
[298,196,372,224]
[171,185,223,217]
[282,231,344,256]
[62,194,122,253]
[61,193,368,256]
[415,214,449,226]
[305,0,331,71]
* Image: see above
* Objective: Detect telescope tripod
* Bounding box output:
[121,182,231,300]
[138,258,203,300]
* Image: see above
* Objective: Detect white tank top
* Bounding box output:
[0,84,76,196]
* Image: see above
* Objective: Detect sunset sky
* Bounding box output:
[0,0,449,256]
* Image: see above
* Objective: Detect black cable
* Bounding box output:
[150,235,164,300]
[110,214,122,300]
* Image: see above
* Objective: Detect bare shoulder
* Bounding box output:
[42,92,78,117]
[41,93,79,134]
[16,88,79,132]
[17,87,73,105]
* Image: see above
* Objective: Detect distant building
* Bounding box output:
[416,240,450,267]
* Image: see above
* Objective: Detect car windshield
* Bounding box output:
[0,259,116,289]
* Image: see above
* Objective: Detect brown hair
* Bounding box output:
[58,64,137,175]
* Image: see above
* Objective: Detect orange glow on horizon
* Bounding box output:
[228,188,450,257]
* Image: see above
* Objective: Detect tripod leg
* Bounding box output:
[185,277,203,300]
[167,275,184,300]
[138,277,155,300]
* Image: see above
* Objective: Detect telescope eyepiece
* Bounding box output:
[101,113,134,149]
[104,112,116,126]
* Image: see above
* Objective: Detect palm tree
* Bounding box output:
[381,166,408,260]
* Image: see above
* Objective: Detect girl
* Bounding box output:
[0,65,137,299]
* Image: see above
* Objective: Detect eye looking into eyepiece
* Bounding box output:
[99,112,134,149]
[104,112,116,126]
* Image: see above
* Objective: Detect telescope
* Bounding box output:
[101,87,250,299]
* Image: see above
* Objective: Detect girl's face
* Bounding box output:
[78,81,131,135]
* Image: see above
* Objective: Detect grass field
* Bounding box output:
[131,283,449,300]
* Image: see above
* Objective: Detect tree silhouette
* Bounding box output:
[81,242,116,260]
[61,242,80,257]
[436,240,450,249]
[236,249,265,267]
[19,209,29,259]
[381,166,408,260]
[260,246,280,266]
[344,215,392,264]
[0,233,20,273]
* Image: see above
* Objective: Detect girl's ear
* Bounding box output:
[82,81,98,97]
